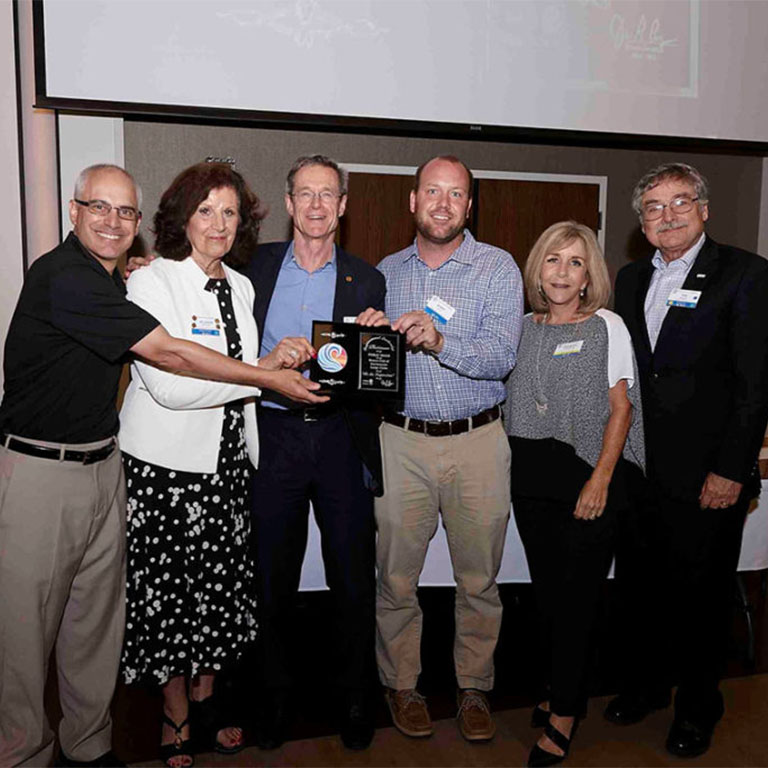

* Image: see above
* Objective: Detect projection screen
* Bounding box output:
[35,1,768,144]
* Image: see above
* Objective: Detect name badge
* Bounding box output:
[667,288,701,309]
[191,315,221,336]
[425,295,456,325]
[553,340,584,357]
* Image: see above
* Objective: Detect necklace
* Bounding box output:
[534,318,550,415]
[533,313,587,416]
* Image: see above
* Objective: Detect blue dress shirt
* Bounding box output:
[261,241,336,408]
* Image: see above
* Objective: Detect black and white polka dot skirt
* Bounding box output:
[121,278,257,686]
[121,404,257,686]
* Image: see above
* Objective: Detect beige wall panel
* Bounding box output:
[16,0,58,266]
[759,157,768,260]
[124,121,764,287]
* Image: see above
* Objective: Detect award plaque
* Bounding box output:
[310,321,405,400]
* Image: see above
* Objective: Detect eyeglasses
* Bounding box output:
[642,196,700,221]
[290,190,343,205]
[74,199,140,221]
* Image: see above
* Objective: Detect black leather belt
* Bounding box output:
[3,436,116,464]
[383,405,501,437]
[258,405,342,423]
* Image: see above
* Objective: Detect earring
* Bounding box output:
[538,281,546,297]
[579,287,586,298]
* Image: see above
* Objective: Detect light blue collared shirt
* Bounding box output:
[377,230,523,421]
[644,233,706,350]
[261,241,336,407]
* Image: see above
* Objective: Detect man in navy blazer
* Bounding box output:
[240,155,385,752]
[607,163,768,757]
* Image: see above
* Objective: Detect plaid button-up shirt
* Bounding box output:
[378,230,523,421]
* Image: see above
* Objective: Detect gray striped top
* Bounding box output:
[503,309,645,471]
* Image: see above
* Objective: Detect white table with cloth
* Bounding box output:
[298,480,768,590]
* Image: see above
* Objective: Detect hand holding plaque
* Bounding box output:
[309,321,406,400]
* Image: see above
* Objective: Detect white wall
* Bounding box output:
[0,2,25,391]
[57,115,124,238]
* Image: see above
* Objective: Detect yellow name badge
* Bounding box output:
[553,340,584,356]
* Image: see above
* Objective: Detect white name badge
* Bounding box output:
[553,340,584,357]
[425,295,456,325]
[191,315,221,336]
[667,288,701,309]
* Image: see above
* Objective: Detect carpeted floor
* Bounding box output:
[44,572,768,766]
[131,674,768,767]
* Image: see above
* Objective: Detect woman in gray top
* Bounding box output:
[504,221,644,767]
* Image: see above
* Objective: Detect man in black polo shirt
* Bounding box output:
[0,164,325,767]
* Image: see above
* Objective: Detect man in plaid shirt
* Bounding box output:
[359,155,523,743]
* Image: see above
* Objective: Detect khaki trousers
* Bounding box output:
[375,419,511,691]
[0,437,125,767]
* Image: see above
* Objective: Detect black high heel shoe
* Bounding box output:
[532,702,586,728]
[531,704,550,728]
[527,719,578,768]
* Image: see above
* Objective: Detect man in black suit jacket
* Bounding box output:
[607,162,768,757]
[240,155,385,752]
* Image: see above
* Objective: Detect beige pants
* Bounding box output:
[0,437,126,767]
[375,419,511,691]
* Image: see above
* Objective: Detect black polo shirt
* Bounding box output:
[0,233,159,443]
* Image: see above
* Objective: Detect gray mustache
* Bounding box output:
[656,221,687,233]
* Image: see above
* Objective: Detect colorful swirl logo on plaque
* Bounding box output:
[317,342,348,372]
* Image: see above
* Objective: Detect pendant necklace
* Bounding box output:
[533,315,550,416]
[533,313,583,416]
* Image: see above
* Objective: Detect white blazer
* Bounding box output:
[119,256,261,473]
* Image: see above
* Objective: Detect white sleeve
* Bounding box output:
[126,266,261,410]
[596,308,635,389]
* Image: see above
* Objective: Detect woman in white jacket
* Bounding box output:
[119,163,309,767]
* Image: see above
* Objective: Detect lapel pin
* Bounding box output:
[345,275,353,283]
[696,273,706,278]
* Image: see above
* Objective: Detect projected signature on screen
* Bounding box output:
[609,13,677,59]
[217,0,387,49]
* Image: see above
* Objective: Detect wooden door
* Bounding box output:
[340,172,601,273]
[474,179,600,273]
[340,173,415,266]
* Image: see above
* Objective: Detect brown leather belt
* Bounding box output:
[383,405,501,437]
[3,436,116,465]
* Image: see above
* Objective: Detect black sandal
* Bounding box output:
[531,703,550,728]
[532,702,586,728]
[527,719,577,768]
[159,715,194,767]
[189,696,245,755]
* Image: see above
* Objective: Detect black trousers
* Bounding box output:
[251,409,376,693]
[513,495,616,716]
[614,485,748,726]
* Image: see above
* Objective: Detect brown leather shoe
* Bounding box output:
[457,689,496,742]
[384,688,433,738]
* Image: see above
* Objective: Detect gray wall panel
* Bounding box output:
[124,120,763,289]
